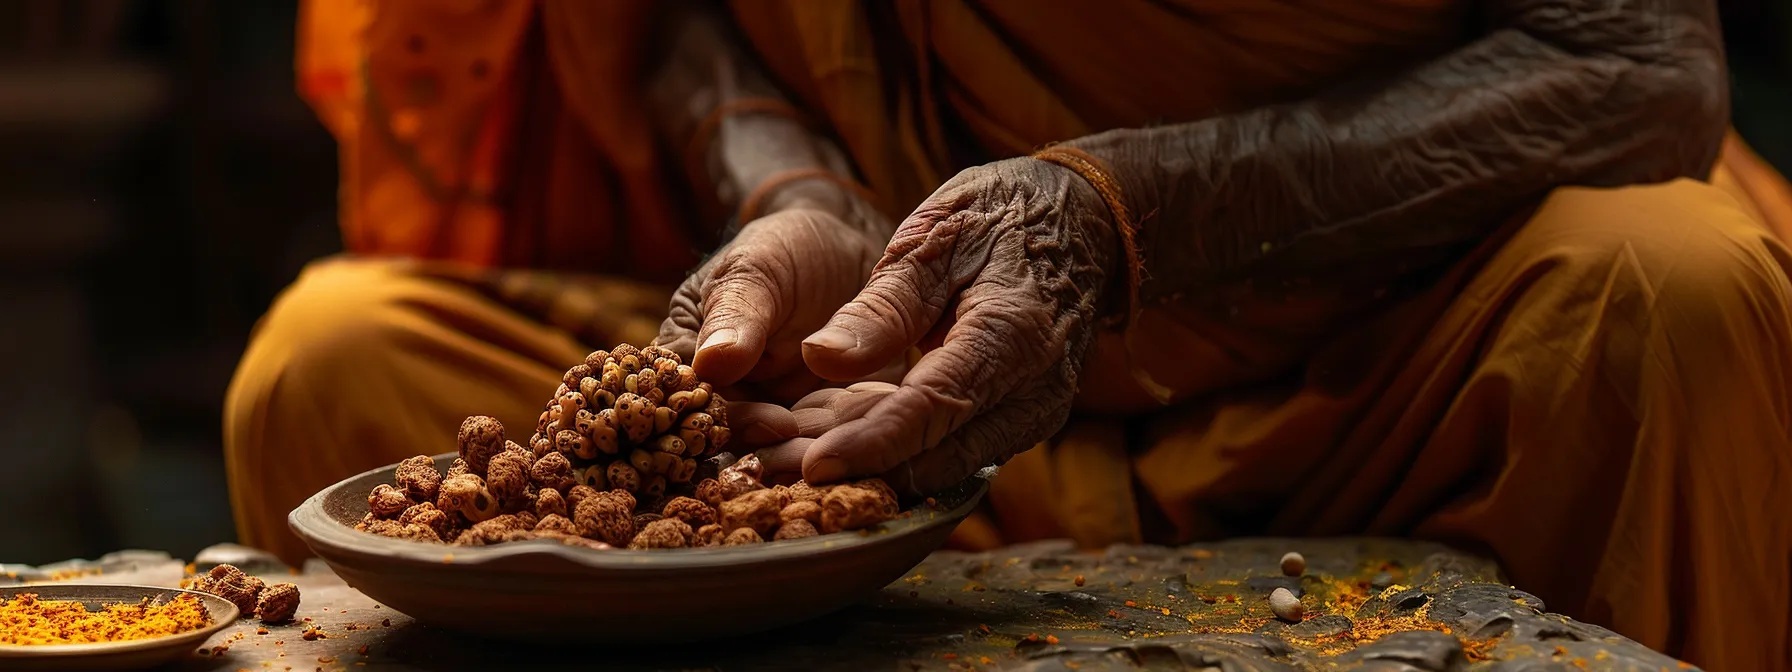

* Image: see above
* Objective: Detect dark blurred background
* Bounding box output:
[0,0,1787,565]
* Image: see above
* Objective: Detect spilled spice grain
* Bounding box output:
[0,592,212,645]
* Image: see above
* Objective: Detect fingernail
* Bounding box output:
[808,457,848,484]
[802,328,856,354]
[700,328,738,353]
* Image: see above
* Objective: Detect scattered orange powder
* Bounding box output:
[1283,603,1503,662]
[1307,574,1375,616]
[0,593,210,645]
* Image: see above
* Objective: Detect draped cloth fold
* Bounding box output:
[960,164,1792,671]
[239,2,1792,668]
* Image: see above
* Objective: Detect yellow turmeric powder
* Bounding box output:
[0,593,211,645]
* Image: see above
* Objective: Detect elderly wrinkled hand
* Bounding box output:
[655,207,889,405]
[754,157,1121,494]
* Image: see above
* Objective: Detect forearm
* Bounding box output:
[1069,0,1728,296]
[646,1,886,236]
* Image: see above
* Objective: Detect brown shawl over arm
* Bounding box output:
[1066,0,1729,293]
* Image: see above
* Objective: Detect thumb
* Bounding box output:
[691,251,789,385]
[801,234,954,382]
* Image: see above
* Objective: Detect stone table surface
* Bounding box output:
[2,539,1695,671]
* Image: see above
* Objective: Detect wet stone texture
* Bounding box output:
[5,539,1696,671]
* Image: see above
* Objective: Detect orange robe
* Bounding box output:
[229,2,1792,668]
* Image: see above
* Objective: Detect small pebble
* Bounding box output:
[1280,551,1306,577]
[1269,587,1303,622]
[1371,572,1394,590]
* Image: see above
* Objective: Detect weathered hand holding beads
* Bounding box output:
[657,208,893,404]
[774,157,1120,494]
[350,344,899,549]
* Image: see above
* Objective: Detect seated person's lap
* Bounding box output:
[223,257,587,563]
[226,178,1792,647]
[962,177,1792,667]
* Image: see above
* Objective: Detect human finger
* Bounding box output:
[880,390,1060,495]
[801,211,969,382]
[691,248,791,385]
[790,387,847,412]
[722,400,799,448]
[655,281,706,361]
[791,382,898,437]
[752,437,809,481]
[799,316,1039,482]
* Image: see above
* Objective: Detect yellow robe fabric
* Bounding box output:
[233,2,1792,668]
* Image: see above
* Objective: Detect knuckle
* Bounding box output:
[793,408,837,438]
[701,254,783,323]
[663,291,702,331]
[907,370,980,430]
[830,385,895,419]
[654,321,697,356]
[879,213,964,272]
[658,291,704,357]
[708,247,776,287]
[666,281,703,320]
[846,276,938,340]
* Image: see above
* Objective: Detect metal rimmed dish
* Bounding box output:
[289,453,988,644]
[0,584,238,670]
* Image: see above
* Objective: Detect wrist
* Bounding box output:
[1060,129,1169,236]
[1062,123,1229,301]
[1030,145,1141,328]
[1026,145,1179,405]
[740,169,892,238]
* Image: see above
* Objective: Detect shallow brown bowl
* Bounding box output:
[0,584,238,670]
[289,453,988,644]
